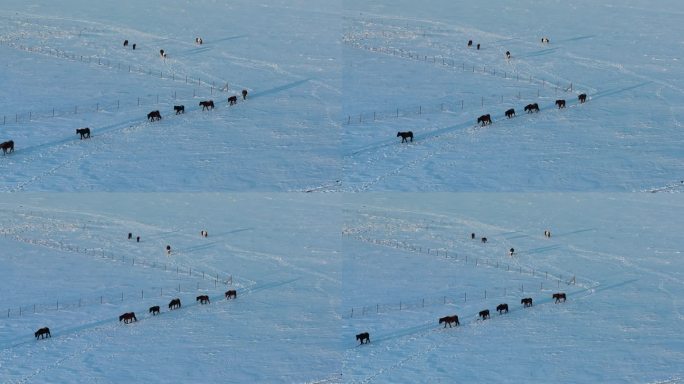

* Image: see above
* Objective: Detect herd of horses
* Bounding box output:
[35,290,239,340]
[144,90,247,122]
[357,293,567,345]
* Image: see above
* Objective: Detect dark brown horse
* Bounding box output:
[35,327,51,339]
[196,295,210,304]
[479,309,490,320]
[439,315,460,328]
[477,114,492,126]
[524,103,539,113]
[228,96,238,105]
[505,108,515,118]
[1,140,14,155]
[199,100,214,111]
[225,290,237,299]
[397,131,413,143]
[149,305,160,315]
[119,312,137,324]
[578,93,587,103]
[76,127,91,139]
[356,332,370,344]
[555,99,566,109]
[496,303,509,314]
[242,89,248,100]
[147,110,162,121]
[553,293,566,303]
[174,105,185,114]
[168,298,181,310]
[521,297,533,307]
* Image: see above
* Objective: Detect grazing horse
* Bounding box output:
[553,293,567,303]
[123,40,128,47]
[119,312,137,324]
[225,290,237,299]
[35,327,51,339]
[356,332,370,345]
[76,127,91,139]
[541,37,550,44]
[149,306,160,315]
[524,103,540,113]
[199,100,214,111]
[174,105,185,114]
[578,93,587,103]
[147,110,162,121]
[479,309,490,320]
[397,131,413,143]
[477,114,492,126]
[481,237,487,243]
[168,298,181,310]
[505,108,515,118]
[439,315,460,328]
[196,295,210,304]
[497,303,509,314]
[1,140,15,155]
[228,96,238,105]
[521,297,533,307]
[242,89,248,100]
[555,99,566,109]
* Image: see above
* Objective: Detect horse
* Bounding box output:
[477,43,480,50]
[509,248,515,256]
[225,290,237,299]
[1,140,15,155]
[505,51,511,59]
[149,306,160,315]
[242,89,248,100]
[174,105,185,114]
[76,127,91,139]
[505,108,515,118]
[195,37,203,45]
[521,297,533,307]
[541,37,550,44]
[397,131,413,143]
[555,99,566,109]
[496,303,509,314]
[159,49,166,58]
[544,230,552,238]
[165,245,171,255]
[467,40,473,47]
[128,232,132,240]
[228,96,238,105]
[196,295,210,304]
[199,100,214,111]
[479,309,490,320]
[553,293,566,303]
[481,237,487,243]
[169,298,181,310]
[356,332,370,345]
[132,43,136,50]
[524,103,540,113]
[471,233,475,239]
[119,312,137,324]
[477,114,491,126]
[35,327,51,339]
[123,40,128,47]
[136,236,140,242]
[147,110,161,121]
[578,93,587,103]
[439,315,460,328]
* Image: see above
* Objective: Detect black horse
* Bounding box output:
[225,290,237,299]
[123,40,128,47]
[467,40,473,47]
[521,297,533,307]
[497,303,509,314]
[479,309,490,320]
[505,51,511,59]
[578,93,587,103]
[481,237,487,243]
[477,114,492,126]
[541,37,550,44]
[196,295,210,304]
[76,127,91,139]
[119,312,137,324]
[242,89,248,100]
[149,306,160,315]
[505,108,515,118]
[524,103,540,113]
[228,96,238,105]
[174,105,185,114]
[35,327,51,339]
[1,140,15,155]
[199,100,214,111]
[555,99,566,109]
[439,315,460,328]
[168,298,181,310]
[553,293,567,303]
[356,332,370,345]
[147,110,162,121]
[397,131,413,143]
